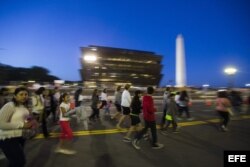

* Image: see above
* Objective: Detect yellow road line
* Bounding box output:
[34,115,250,139]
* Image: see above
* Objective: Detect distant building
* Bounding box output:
[79,45,163,87]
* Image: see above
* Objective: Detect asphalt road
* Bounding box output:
[1,101,250,167]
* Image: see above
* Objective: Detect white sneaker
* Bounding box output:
[187,117,194,121]
[60,149,77,155]
[221,125,229,132]
[54,147,64,153]
[55,148,76,155]
[132,139,140,150]
[123,137,132,142]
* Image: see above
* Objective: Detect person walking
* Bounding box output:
[111,86,122,120]
[32,87,50,138]
[132,86,164,150]
[0,87,35,167]
[178,90,193,120]
[52,87,61,122]
[74,88,83,108]
[123,90,143,142]
[99,88,108,110]
[104,100,112,115]
[161,93,179,135]
[89,89,100,121]
[215,90,232,132]
[55,93,76,154]
[160,87,171,130]
[116,84,131,129]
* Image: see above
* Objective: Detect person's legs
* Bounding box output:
[148,121,157,145]
[112,103,122,119]
[42,111,49,137]
[148,121,164,149]
[124,115,140,141]
[0,137,26,167]
[57,121,76,154]
[116,115,126,129]
[132,121,150,150]
[178,106,183,117]
[135,121,149,140]
[217,111,229,131]
[160,107,167,129]
[89,107,98,120]
[117,107,130,129]
[184,106,191,118]
[172,120,178,132]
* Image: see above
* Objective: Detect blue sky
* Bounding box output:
[0,0,249,87]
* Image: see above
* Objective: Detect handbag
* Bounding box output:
[165,114,173,121]
[22,118,39,139]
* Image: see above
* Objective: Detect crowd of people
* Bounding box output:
[0,84,250,167]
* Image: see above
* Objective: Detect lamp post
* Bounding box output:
[224,67,237,89]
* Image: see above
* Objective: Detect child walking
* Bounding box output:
[104,100,112,115]
[55,93,76,155]
[161,93,179,135]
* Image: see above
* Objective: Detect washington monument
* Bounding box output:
[175,34,187,87]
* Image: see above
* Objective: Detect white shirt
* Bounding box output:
[32,94,44,114]
[121,90,131,107]
[100,92,108,101]
[0,102,29,140]
[59,102,70,121]
[175,94,180,104]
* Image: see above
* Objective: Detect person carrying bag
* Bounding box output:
[0,87,38,167]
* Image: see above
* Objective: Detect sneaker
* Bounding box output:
[132,139,140,150]
[143,133,150,140]
[187,117,194,121]
[152,143,164,149]
[160,130,168,136]
[60,149,77,155]
[177,117,183,121]
[54,147,64,153]
[55,147,76,155]
[172,130,180,133]
[123,137,132,142]
[221,125,229,132]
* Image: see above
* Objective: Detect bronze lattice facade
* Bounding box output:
[80,45,163,87]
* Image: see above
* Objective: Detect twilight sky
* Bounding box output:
[0,0,249,87]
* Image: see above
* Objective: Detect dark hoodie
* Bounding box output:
[142,95,156,121]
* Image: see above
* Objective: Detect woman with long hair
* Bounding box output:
[0,87,34,167]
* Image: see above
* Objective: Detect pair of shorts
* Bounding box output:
[122,106,131,115]
[130,115,140,126]
[115,103,122,112]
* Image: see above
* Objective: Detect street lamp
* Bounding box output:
[224,67,237,88]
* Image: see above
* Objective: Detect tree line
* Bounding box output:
[0,63,59,84]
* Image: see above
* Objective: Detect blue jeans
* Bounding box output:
[0,137,26,167]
